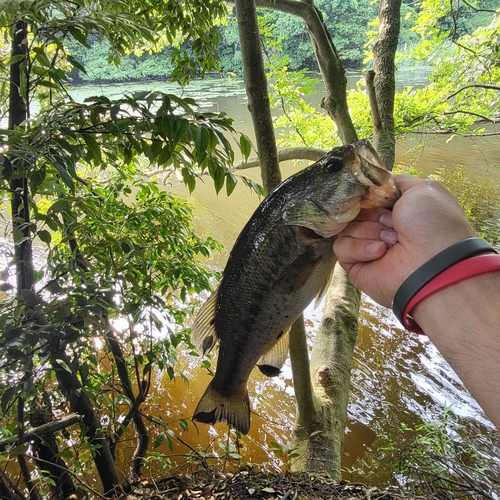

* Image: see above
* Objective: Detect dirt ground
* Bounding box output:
[120,471,426,500]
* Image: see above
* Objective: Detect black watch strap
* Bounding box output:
[392,237,497,325]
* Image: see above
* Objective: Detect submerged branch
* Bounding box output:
[289,314,317,427]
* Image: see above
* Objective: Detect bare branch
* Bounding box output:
[462,0,498,13]
[235,147,326,169]
[447,84,500,100]
[0,414,82,452]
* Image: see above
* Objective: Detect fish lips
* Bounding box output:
[347,141,401,208]
[360,177,400,209]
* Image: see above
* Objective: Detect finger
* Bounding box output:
[334,235,387,265]
[338,220,392,241]
[379,212,393,229]
[380,229,398,247]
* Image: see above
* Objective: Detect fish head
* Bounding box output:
[283,140,400,238]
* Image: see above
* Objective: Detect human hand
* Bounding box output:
[333,175,477,308]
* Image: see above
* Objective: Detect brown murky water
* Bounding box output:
[73,78,500,486]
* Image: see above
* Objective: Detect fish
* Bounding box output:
[191,140,400,434]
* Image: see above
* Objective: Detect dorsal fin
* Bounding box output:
[191,287,219,354]
[257,328,290,377]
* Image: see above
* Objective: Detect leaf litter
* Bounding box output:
[119,471,429,500]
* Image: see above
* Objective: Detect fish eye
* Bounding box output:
[324,158,343,173]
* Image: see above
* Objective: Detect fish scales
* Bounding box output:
[191,140,400,434]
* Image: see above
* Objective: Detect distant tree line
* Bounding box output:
[68,0,497,84]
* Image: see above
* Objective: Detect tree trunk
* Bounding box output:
[50,341,119,495]
[290,264,360,478]
[255,0,358,144]
[9,20,34,292]
[29,404,78,499]
[235,0,281,193]
[106,326,149,480]
[365,0,401,169]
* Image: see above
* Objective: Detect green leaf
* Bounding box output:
[154,433,164,448]
[20,289,39,305]
[83,134,101,163]
[56,359,73,374]
[1,387,17,413]
[239,134,252,160]
[66,55,87,74]
[37,230,51,245]
[225,172,237,196]
[68,27,89,47]
[9,54,26,66]
[33,47,51,68]
[194,126,210,164]
[48,199,68,214]
[53,159,75,191]
[172,118,189,144]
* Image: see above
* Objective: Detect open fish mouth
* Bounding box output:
[297,225,326,239]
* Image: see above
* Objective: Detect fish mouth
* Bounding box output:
[297,225,326,239]
[349,140,401,208]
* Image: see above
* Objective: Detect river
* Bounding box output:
[46,74,500,489]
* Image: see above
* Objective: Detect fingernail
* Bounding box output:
[366,241,382,256]
[381,229,398,246]
[380,213,393,228]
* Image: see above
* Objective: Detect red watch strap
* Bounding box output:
[403,253,500,334]
[393,237,495,324]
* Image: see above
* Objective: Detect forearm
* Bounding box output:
[413,271,500,429]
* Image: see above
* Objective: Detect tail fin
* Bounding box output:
[193,382,250,434]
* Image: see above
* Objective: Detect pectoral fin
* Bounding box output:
[274,247,320,294]
[314,264,335,308]
[257,328,290,377]
[191,288,219,354]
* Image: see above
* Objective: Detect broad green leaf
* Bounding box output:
[239,134,252,160]
[37,229,51,245]
[225,172,237,196]
[66,55,87,74]
[56,359,73,374]
[194,126,210,164]
[1,387,17,413]
[53,159,75,191]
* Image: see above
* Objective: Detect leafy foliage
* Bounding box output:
[395,410,500,498]
[0,0,252,494]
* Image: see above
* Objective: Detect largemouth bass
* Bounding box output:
[192,140,399,434]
